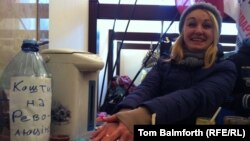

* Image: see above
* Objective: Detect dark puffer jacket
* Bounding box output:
[225,38,250,117]
[115,48,237,124]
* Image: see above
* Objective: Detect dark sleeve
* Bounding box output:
[141,60,237,124]
[113,58,167,113]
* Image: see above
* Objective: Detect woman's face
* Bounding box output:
[183,9,215,52]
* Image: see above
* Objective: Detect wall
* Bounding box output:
[49,0,89,51]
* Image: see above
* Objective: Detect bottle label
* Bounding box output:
[9,76,52,141]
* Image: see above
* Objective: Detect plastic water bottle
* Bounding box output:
[0,39,51,141]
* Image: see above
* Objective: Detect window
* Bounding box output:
[0,0,49,76]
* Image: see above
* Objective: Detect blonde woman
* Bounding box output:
[91,2,237,141]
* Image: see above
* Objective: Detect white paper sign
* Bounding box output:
[9,76,52,141]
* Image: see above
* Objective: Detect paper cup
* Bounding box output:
[196,117,215,125]
[224,116,250,125]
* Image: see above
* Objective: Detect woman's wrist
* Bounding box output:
[115,107,152,132]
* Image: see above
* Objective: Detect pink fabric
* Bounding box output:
[175,0,193,14]
[117,75,136,93]
[175,0,226,18]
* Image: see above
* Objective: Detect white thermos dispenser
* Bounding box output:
[41,48,104,140]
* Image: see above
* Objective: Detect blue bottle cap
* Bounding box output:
[21,39,39,52]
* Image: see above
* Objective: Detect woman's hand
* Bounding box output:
[90,115,133,141]
[90,122,119,141]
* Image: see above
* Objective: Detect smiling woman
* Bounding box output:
[91,2,237,141]
[95,0,237,104]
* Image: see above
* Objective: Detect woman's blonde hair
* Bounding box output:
[169,10,220,69]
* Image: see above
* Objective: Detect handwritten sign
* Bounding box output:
[9,76,52,141]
